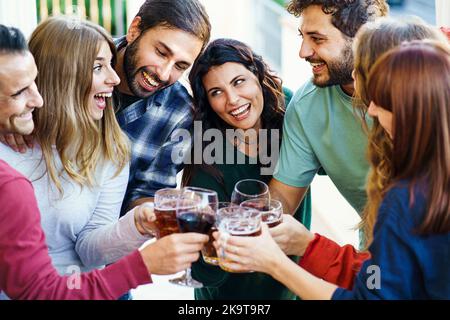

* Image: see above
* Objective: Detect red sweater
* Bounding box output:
[0,160,152,300]
[299,234,371,290]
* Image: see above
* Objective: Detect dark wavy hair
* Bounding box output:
[135,0,211,50]
[287,0,389,37]
[182,38,286,187]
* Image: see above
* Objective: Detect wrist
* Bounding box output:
[297,231,315,256]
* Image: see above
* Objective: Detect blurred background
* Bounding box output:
[0,0,448,299]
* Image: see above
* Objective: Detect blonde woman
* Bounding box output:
[0,16,207,296]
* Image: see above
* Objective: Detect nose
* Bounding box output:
[29,82,44,109]
[226,89,239,106]
[106,67,121,86]
[299,39,314,60]
[157,62,172,83]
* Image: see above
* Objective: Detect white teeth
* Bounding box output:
[95,93,112,98]
[230,104,250,116]
[143,71,159,87]
[310,62,325,67]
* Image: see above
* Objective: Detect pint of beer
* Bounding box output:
[217,207,261,273]
[154,189,182,238]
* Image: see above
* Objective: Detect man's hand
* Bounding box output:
[0,133,34,153]
[134,202,157,236]
[269,214,315,256]
[139,233,209,275]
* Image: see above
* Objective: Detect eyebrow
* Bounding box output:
[12,71,38,96]
[157,41,191,68]
[206,75,244,94]
[298,29,327,37]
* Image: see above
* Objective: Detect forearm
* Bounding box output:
[299,234,370,289]
[271,254,338,300]
[269,179,308,215]
[75,211,151,267]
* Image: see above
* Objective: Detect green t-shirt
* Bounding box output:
[274,80,369,214]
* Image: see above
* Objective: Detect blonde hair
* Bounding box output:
[352,17,447,247]
[29,16,130,194]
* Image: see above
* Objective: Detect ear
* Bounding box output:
[126,16,142,44]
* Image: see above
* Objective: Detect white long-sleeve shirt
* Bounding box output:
[0,143,151,275]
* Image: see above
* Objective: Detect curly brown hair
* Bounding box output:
[286,0,389,37]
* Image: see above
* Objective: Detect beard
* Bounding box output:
[311,41,354,88]
[123,36,168,98]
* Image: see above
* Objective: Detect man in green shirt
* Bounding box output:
[271,0,389,216]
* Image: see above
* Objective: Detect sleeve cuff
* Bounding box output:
[298,233,341,279]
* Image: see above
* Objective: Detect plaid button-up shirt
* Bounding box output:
[116,82,194,214]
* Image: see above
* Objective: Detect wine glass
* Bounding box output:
[231,179,270,205]
[169,187,218,288]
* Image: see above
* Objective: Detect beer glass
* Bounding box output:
[169,187,218,288]
[240,199,283,228]
[202,202,238,266]
[217,206,261,273]
[153,188,183,238]
[231,179,270,205]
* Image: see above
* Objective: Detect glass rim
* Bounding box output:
[183,186,219,196]
[233,179,269,197]
[240,198,282,213]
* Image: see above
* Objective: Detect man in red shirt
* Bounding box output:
[0,24,207,300]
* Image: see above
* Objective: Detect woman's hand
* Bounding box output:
[213,223,287,275]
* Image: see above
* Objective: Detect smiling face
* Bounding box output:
[0,52,43,135]
[89,41,120,120]
[368,101,393,138]
[298,5,354,88]
[202,62,264,130]
[123,22,203,98]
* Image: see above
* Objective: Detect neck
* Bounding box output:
[340,82,355,96]
[115,47,134,96]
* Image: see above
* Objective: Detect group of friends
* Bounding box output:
[0,0,449,300]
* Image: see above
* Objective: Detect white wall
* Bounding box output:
[0,0,37,37]
[436,0,450,26]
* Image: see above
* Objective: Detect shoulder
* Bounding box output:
[282,86,293,105]
[378,181,427,227]
[0,160,34,205]
[0,160,28,187]
[286,80,324,114]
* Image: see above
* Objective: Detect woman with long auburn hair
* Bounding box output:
[215,40,450,299]
[0,17,208,291]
